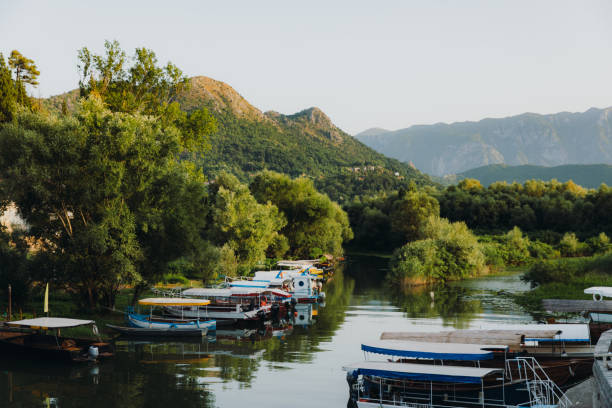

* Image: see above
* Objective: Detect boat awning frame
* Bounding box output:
[138,298,211,306]
[343,361,503,384]
[7,317,95,329]
[362,340,508,361]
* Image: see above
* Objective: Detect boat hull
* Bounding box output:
[107,324,207,337]
[0,331,113,363]
[128,314,216,331]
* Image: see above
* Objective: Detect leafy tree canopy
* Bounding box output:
[250,170,353,257]
[206,172,287,274]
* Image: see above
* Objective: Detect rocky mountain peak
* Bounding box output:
[179,76,266,121]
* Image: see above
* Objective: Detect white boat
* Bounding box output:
[585,286,612,301]
[229,270,324,303]
[170,287,293,321]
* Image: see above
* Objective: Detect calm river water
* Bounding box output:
[0,255,538,408]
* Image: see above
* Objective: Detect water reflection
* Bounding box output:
[0,257,534,408]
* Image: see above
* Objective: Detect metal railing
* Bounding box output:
[506,357,571,408]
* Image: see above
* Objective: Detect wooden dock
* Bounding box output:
[542,299,612,313]
[593,329,612,407]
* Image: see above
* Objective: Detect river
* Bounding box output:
[0,255,539,408]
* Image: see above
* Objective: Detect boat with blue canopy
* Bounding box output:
[361,340,508,361]
[343,359,570,407]
[361,338,592,391]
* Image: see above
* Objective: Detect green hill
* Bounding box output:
[453,163,612,188]
[44,76,433,201]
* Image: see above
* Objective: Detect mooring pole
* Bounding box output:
[8,284,11,321]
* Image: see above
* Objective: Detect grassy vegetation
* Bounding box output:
[515,253,612,311]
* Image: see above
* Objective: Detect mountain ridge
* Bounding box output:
[355,106,612,176]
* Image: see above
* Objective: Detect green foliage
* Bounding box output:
[558,232,589,257]
[0,230,31,308]
[160,272,190,285]
[389,216,486,286]
[0,54,16,122]
[439,179,612,236]
[527,240,559,260]
[77,40,216,152]
[206,172,287,273]
[517,252,612,309]
[390,190,440,242]
[458,163,612,190]
[0,98,215,308]
[587,232,612,255]
[8,50,39,106]
[250,171,353,257]
[523,253,612,288]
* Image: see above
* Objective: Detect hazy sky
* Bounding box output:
[2,0,611,134]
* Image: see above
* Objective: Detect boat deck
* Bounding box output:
[593,329,612,407]
[542,299,612,313]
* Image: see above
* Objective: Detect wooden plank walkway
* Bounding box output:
[593,329,612,407]
[542,299,612,313]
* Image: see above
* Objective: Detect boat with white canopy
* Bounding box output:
[1,317,113,362]
[170,287,293,322]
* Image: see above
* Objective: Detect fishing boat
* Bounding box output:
[169,287,293,322]
[0,317,113,363]
[106,298,215,337]
[343,358,570,407]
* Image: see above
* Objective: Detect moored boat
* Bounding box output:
[343,358,570,407]
[361,338,592,390]
[0,317,113,363]
[107,297,215,337]
[170,287,293,322]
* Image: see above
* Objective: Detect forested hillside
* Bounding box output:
[452,163,612,188]
[46,76,434,201]
[356,107,612,176]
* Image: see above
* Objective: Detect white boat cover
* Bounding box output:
[182,287,292,298]
[138,298,210,306]
[585,286,612,299]
[342,361,502,384]
[277,260,317,268]
[8,317,95,328]
[228,280,270,289]
[362,340,508,361]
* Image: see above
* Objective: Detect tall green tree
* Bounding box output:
[8,50,39,106]
[0,54,16,122]
[389,190,440,243]
[207,172,286,274]
[250,170,353,257]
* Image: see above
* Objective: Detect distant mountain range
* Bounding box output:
[44,76,433,200]
[355,107,612,177]
[448,164,612,188]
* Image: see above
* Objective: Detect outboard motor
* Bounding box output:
[88,346,99,361]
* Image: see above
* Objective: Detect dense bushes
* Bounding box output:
[438,179,612,237]
[389,217,486,286]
